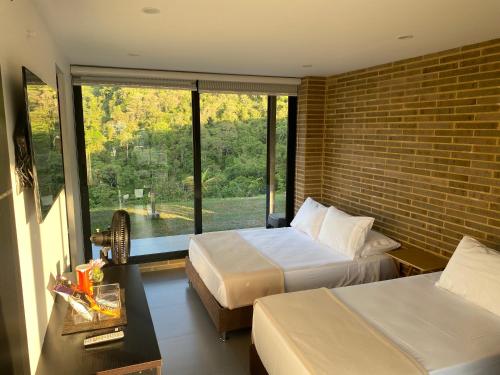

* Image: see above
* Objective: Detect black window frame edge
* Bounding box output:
[192,90,202,235]
[73,85,93,263]
[286,96,297,225]
[266,96,277,227]
[73,84,298,263]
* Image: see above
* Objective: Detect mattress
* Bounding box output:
[253,273,500,375]
[188,227,397,308]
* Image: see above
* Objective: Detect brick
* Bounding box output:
[479,79,500,88]
[460,53,500,67]
[459,71,500,82]
[455,122,498,129]
[439,66,479,78]
[437,98,475,107]
[455,105,499,113]
[423,63,458,73]
[453,137,497,145]
[480,62,500,72]
[407,58,439,70]
[440,50,480,63]
[298,39,500,255]
[456,87,500,98]
[421,77,457,88]
[482,45,500,55]
[476,96,500,104]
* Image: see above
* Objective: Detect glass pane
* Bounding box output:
[200,93,267,232]
[82,86,193,258]
[274,96,288,215]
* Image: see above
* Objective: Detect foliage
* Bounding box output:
[82,86,288,210]
[26,81,64,216]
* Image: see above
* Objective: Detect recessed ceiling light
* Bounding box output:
[397,34,414,40]
[128,53,140,57]
[302,64,313,68]
[142,7,160,14]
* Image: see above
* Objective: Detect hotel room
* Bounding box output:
[0,1,499,374]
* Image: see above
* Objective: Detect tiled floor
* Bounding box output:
[142,268,251,374]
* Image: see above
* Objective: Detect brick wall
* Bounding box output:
[294,77,326,210]
[296,39,500,256]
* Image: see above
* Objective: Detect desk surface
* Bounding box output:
[36,264,162,375]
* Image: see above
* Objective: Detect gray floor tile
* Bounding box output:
[142,269,250,374]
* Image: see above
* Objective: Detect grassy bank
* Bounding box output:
[90,194,285,239]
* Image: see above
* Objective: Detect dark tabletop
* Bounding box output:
[36,264,162,374]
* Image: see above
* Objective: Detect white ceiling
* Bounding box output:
[33,0,500,77]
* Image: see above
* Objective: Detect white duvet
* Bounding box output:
[189,227,397,308]
[252,273,500,375]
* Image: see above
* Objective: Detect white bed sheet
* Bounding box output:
[253,273,500,375]
[334,273,500,374]
[189,227,397,308]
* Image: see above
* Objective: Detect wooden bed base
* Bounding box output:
[185,257,253,340]
[250,344,269,375]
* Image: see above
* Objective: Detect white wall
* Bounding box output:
[0,0,81,372]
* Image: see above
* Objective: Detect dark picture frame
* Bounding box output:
[22,67,65,222]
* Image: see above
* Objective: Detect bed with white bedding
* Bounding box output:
[186,197,401,338]
[252,272,500,375]
[189,227,397,309]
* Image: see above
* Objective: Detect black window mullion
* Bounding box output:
[192,90,202,234]
[73,85,93,262]
[266,96,277,227]
[286,96,297,225]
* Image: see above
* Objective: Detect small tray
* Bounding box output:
[61,288,127,335]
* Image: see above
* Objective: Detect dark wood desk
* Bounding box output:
[36,264,162,374]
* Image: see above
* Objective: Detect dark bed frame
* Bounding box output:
[185,257,253,340]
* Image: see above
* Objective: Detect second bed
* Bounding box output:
[252,272,500,374]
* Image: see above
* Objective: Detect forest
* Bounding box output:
[82,86,288,237]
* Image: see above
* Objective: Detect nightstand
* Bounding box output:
[387,248,449,277]
[267,213,287,228]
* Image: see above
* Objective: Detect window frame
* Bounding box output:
[73,85,297,263]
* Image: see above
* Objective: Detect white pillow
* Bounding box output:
[436,236,500,317]
[360,230,401,258]
[290,197,327,239]
[318,206,374,259]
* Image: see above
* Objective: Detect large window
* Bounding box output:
[200,93,268,232]
[81,86,193,258]
[75,83,297,262]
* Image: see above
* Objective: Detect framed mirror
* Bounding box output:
[22,67,65,222]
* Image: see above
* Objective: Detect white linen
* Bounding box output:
[436,236,500,317]
[318,206,374,258]
[190,231,284,309]
[253,273,500,375]
[334,273,500,374]
[290,197,327,239]
[360,230,401,257]
[189,227,397,308]
[253,288,426,375]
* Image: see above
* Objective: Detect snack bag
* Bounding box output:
[53,277,94,321]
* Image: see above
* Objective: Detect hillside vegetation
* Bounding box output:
[82,86,288,237]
